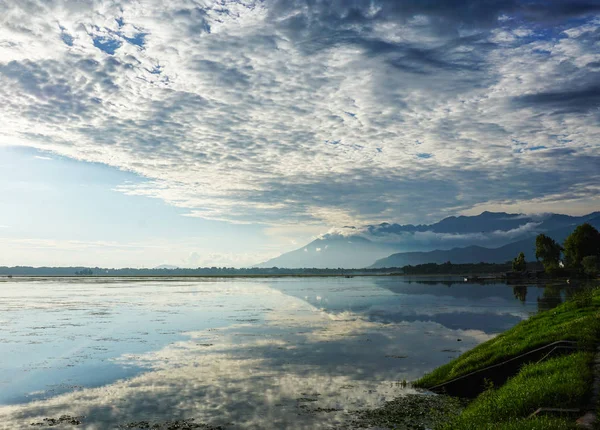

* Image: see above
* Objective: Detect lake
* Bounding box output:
[0,277,566,429]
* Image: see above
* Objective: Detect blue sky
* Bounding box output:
[0,0,599,267]
[0,146,311,267]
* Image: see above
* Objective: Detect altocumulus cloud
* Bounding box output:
[0,0,599,226]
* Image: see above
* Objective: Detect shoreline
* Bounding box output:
[411,287,600,429]
[354,286,600,429]
[0,273,574,278]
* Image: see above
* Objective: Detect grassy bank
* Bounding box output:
[416,288,600,388]
[355,288,600,430]
[439,351,594,429]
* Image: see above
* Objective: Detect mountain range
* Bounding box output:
[258,211,600,269]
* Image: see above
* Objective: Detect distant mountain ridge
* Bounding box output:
[259,211,600,269]
[365,211,600,235]
[371,215,600,268]
[256,234,396,269]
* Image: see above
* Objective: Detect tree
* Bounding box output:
[535,234,562,272]
[582,255,599,277]
[512,252,526,272]
[74,268,93,276]
[563,223,600,269]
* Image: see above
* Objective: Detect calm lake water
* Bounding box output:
[0,277,567,429]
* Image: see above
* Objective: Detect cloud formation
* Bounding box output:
[0,0,598,226]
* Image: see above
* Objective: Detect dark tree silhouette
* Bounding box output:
[563,223,600,270]
[582,255,599,276]
[535,234,562,273]
[512,252,526,272]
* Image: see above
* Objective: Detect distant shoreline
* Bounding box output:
[0,261,530,278]
[2,273,412,279]
[0,273,552,282]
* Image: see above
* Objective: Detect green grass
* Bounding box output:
[355,289,600,429]
[354,352,593,430]
[439,417,574,430]
[438,351,594,430]
[416,289,600,388]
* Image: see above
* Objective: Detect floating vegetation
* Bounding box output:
[31,415,84,426]
[350,394,464,430]
[118,418,224,429]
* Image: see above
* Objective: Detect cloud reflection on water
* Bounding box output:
[0,277,555,429]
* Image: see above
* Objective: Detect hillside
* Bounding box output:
[371,216,600,268]
[256,234,396,269]
[259,211,600,269]
[371,241,535,268]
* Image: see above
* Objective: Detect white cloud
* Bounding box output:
[0,0,598,227]
[0,237,272,268]
[462,186,600,217]
[409,221,542,243]
[184,250,275,268]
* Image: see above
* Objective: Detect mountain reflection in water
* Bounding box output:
[0,277,568,429]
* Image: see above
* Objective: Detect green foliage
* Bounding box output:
[563,223,600,270]
[582,255,599,277]
[444,418,577,430]
[438,352,593,430]
[512,252,526,272]
[417,285,600,430]
[416,288,600,388]
[535,234,563,273]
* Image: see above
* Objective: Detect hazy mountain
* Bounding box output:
[154,264,180,269]
[367,211,600,235]
[366,211,528,235]
[370,242,535,268]
[259,211,600,269]
[371,215,600,268]
[256,234,396,269]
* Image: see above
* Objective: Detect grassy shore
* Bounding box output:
[416,288,600,388]
[423,288,600,430]
[357,288,600,430]
[439,351,595,429]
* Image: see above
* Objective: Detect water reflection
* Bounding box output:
[0,277,579,429]
[271,277,550,332]
[513,286,527,304]
[537,284,564,313]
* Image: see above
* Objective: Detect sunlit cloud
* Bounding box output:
[0,0,598,228]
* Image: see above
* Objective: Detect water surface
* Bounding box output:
[0,277,565,429]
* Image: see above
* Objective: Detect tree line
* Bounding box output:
[513,223,600,276]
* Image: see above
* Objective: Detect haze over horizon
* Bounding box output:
[1,0,599,268]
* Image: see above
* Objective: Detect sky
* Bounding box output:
[0,0,599,268]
